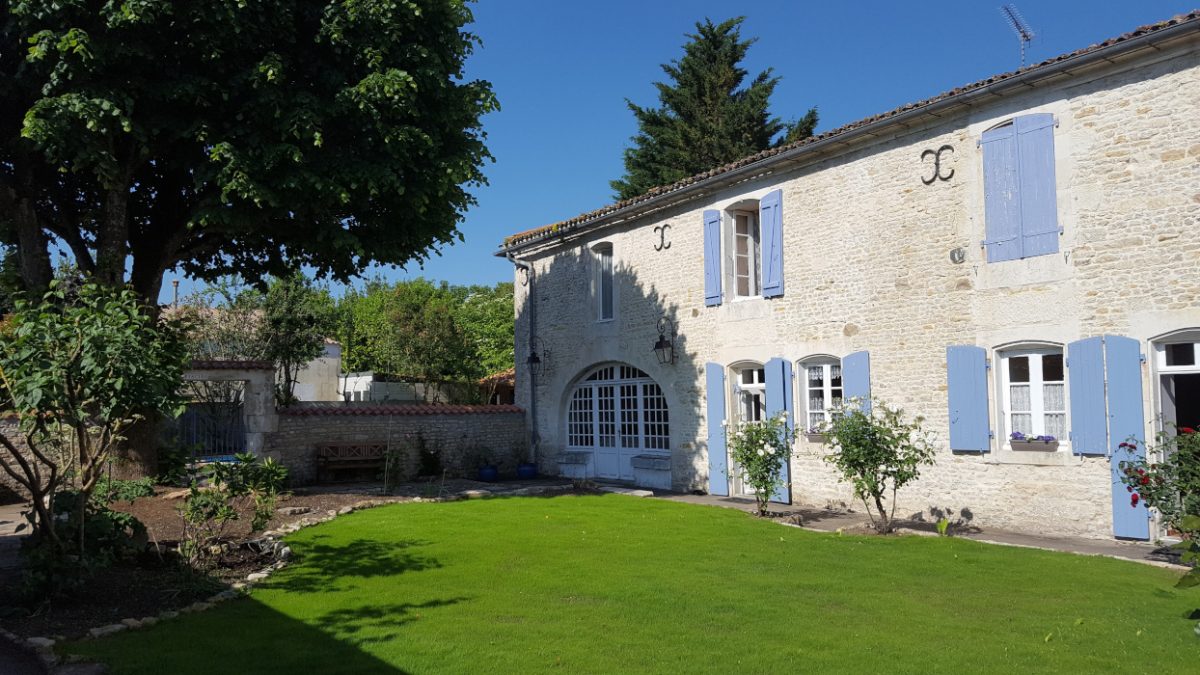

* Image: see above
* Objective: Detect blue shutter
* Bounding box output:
[705,362,729,496]
[1068,337,1107,456]
[1015,114,1060,258]
[764,357,792,504]
[1105,335,1150,540]
[703,210,722,306]
[946,345,991,452]
[842,351,871,413]
[759,189,784,298]
[981,122,1022,262]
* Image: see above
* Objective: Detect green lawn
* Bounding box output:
[69,494,1198,673]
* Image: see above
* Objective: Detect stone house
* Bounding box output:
[497,12,1200,541]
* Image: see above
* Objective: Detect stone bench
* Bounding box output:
[631,454,672,490]
[557,451,591,480]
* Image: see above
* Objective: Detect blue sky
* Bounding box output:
[164,0,1197,300]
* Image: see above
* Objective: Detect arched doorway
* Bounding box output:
[566,364,669,481]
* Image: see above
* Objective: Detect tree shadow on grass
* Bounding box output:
[273,537,441,593]
[315,597,469,646]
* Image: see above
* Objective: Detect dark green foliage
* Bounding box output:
[611,17,818,200]
[0,0,497,299]
[337,278,513,388]
[157,442,195,488]
[19,492,149,600]
[94,476,156,504]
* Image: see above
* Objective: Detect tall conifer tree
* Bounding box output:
[612,17,818,200]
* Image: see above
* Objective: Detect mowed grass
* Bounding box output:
[69,494,1198,673]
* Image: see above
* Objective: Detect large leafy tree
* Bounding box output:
[0,0,497,301]
[611,17,818,200]
[337,278,512,385]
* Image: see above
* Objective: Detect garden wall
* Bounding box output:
[0,418,28,503]
[263,403,527,485]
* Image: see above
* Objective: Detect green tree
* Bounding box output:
[455,282,515,376]
[611,17,818,200]
[260,274,336,404]
[335,278,511,393]
[0,283,189,555]
[0,1,497,300]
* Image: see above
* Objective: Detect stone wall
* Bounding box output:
[511,41,1200,539]
[0,418,29,503]
[263,404,527,486]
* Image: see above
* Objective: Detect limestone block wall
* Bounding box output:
[0,418,30,502]
[263,404,527,486]
[512,43,1200,539]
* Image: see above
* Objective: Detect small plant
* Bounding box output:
[725,414,796,517]
[821,398,936,534]
[1010,432,1057,443]
[94,476,156,504]
[936,517,951,537]
[178,453,288,568]
[157,440,197,487]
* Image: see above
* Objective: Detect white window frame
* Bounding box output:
[731,363,766,424]
[998,346,1068,447]
[566,365,669,455]
[592,242,615,322]
[728,208,761,299]
[799,356,842,432]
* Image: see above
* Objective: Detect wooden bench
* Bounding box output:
[316,443,387,482]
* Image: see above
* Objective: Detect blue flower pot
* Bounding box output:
[477,465,499,482]
[516,463,538,480]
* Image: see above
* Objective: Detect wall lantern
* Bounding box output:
[526,336,549,378]
[653,317,677,366]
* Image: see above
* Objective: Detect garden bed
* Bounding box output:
[0,487,408,641]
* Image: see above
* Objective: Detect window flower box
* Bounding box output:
[1009,432,1059,452]
[803,428,828,443]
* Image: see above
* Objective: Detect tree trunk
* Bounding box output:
[110,416,164,480]
[12,194,52,295]
[95,188,131,286]
[873,492,891,534]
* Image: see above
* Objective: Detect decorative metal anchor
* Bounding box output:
[920,145,955,184]
[653,223,672,251]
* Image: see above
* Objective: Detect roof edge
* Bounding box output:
[497,10,1200,256]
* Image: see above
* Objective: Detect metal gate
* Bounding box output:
[177,402,247,459]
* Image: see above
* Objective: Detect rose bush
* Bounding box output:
[1119,426,1200,588]
[725,414,795,516]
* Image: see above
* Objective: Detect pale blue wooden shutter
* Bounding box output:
[705,362,729,496]
[842,351,871,413]
[703,210,722,306]
[1015,113,1060,258]
[1105,335,1149,540]
[981,122,1022,262]
[946,345,991,452]
[1068,337,1107,456]
[764,357,792,504]
[759,189,784,298]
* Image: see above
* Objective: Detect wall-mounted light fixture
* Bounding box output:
[653,317,677,365]
[526,336,549,378]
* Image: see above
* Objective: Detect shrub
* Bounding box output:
[725,413,796,517]
[179,453,287,568]
[94,476,156,504]
[822,399,936,534]
[1118,426,1200,588]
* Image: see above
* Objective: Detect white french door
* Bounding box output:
[567,365,669,481]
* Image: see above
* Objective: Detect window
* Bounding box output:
[1000,349,1066,441]
[802,358,843,430]
[567,365,669,452]
[733,364,766,423]
[732,210,760,298]
[593,243,614,321]
[980,113,1060,262]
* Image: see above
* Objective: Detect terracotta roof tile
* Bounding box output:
[281,403,524,417]
[500,10,1200,250]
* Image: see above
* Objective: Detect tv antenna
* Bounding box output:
[1000,4,1036,67]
